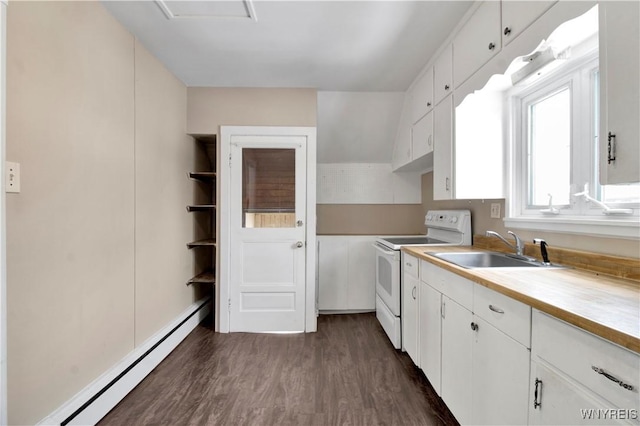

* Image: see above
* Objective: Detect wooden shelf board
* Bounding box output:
[188,172,216,181]
[187,270,216,286]
[190,134,216,145]
[187,239,217,249]
[186,205,216,212]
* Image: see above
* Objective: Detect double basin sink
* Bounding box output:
[426,251,562,269]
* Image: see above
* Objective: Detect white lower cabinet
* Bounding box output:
[317,236,376,311]
[529,360,630,425]
[402,253,420,365]
[472,316,530,425]
[419,281,442,395]
[529,310,640,426]
[419,261,531,425]
[441,295,473,425]
[417,262,638,425]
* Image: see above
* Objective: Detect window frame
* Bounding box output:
[506,50,639,239]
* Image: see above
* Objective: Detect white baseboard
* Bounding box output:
[37,297,211,426]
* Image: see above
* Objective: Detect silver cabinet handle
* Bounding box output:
[489,305,504,314]
[441,299,445,319]
[296,220,303,227]
[592,366,634,391]
[445,177,450,191]
[296,241,304,248]
[412,286,417,300]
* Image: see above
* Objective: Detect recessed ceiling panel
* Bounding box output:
[156,0,256,20]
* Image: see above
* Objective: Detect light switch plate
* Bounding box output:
[6,162,20,193]
[490,203,501,218]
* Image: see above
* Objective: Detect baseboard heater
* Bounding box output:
[39,297,212,426]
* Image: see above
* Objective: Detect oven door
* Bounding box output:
[374,242,400,316]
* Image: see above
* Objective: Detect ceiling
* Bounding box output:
[102,0,473,91]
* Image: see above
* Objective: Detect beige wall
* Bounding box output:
[317,204,425,235]
[6,3,197,424]
[133,41,199,344]
[187,87,317,133]
[421,173,640,258]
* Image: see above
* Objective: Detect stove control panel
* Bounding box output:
[425,210,471,232]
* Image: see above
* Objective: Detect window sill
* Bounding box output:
[504,216,640,239]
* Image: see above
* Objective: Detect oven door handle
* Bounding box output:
[373,242,396,255]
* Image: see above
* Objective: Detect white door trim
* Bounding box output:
[219,126,316,333]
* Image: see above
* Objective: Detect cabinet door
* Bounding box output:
[411,110,433,160]
[433,95,453,200]
[453,1,501,88]
[528,361,629,425]
[434,44,453,105]
[441,295,472,425]
[501,1,556,46]
[317,238,348,310]
[599,1,640,184]
[392,95,412,171]
[411,67,434,124]
[419,282,442,395]
[472,316,530,425]
[346,239,376,310]
[402,272,419,365]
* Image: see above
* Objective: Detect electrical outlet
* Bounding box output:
[490,203,501,218]
[6,162,20,193]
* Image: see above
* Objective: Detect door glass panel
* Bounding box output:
[242,148,296,228]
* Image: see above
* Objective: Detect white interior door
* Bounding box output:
[229,135,306,332]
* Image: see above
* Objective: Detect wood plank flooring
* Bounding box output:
[99,313,458,426]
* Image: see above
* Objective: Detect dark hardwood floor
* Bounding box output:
[99,313,458,426]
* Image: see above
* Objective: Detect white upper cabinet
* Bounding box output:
[501,1,557,46]
[453,1,501,88]
[434,44,453,105]
[391,94,412,170]
[411,111,433,160]
[433,95,453,200]
[598,0,640,184]
[410,67,434,124]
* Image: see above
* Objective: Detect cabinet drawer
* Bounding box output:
[403,253,419,279]
[421,260,472,310]
[532,310,640,413]
[474,284,531,348]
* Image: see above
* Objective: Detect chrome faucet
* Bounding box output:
[486,230,525,257]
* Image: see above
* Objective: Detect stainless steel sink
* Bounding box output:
[426,251,552,269]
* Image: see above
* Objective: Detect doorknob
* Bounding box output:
[297,220,303,227]
[296,241,304,248]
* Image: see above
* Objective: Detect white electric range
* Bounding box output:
[373,210,472,349]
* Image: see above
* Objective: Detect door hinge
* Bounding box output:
[228,298,231,309]
[228,153,232,167]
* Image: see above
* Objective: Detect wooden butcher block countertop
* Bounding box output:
[402,244,640,354]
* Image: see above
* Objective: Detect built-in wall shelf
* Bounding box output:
[186,205,216,212]
[185,133,217,310]
[188,172,217,181]
[187,238,217,249]
[187,270,216,286]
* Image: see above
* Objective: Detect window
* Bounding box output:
[507,44,639,237]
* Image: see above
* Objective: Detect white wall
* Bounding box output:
[317,91,403,163]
